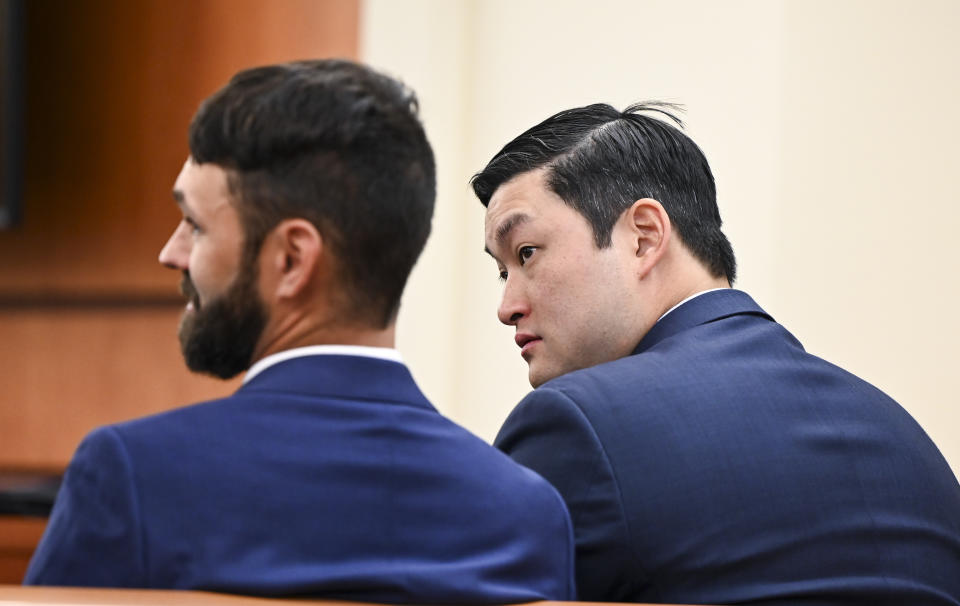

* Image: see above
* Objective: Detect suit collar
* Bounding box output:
[244,345,403,385]
[632,289,773,355]
[238,354,434,411]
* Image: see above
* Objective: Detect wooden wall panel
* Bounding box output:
[0,0,359,295]
[0,0,359,470]
[0,308,240,468]
[0,516,46,583]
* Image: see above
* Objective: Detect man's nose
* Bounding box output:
[158,222,190,270]
[497,279,529,326]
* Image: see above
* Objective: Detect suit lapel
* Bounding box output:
[632,289,773,355]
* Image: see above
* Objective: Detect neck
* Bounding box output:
[252,307,397,363]
[668,274,730,310]
[646,245,731,328]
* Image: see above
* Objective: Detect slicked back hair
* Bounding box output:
[471,102,736,282]
[189,59,435,327]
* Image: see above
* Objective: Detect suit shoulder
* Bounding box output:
[434,407,574,505]
[70,424,135,477]
[108,393,236,437]
[527,356,652,416]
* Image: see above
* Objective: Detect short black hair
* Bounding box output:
[189,59,435,326]
[471,102,736,282]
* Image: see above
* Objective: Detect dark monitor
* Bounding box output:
[0,0,24,229]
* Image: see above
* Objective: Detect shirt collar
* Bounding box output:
[657,288,730,324]
[633,289,771,356]
[244,345,404,385]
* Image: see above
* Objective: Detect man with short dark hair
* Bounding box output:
[25,60,575,603]
[475,102,960,605]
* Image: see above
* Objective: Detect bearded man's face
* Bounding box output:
[160,160,268,380]
[178,262,267,380]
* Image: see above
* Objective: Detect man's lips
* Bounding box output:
[515,333,542,357]
[182,293,200,312]
[180,274,200,312]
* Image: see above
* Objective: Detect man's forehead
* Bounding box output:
[484,197,535,251]
[485,172,542,230]
[173,158,231,208]
[173,158,198,196]
[484,169,567,238]
[485,194,531,226]
[173,156,199,186]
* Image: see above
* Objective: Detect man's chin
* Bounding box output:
[528,364,554,388]
[177,314,262,380]
[175,266,267,381]
[180,331,254,380]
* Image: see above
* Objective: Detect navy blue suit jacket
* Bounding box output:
[26,354,575,603]
[496,290,960,605]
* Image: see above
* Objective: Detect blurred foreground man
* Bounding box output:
[26,60,574,602]
[473,102,960,605]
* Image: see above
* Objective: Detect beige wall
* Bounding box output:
[362,0,960,476]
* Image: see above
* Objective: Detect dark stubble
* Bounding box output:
[177,263,267,380]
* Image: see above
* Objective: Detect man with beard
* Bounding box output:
[24,60,574,603]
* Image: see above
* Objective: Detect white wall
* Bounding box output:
[361,0,960,475]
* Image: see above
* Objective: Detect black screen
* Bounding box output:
[0,0,24,229]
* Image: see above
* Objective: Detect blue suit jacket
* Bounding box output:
[496,290,960,605]
[26,355,575,603]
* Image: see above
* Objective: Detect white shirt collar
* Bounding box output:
[244,345,404,384]
[657,288,729,324]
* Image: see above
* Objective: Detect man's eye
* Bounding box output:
[518,246,536,266]
[185,217,201,234]
[498,269,508,282]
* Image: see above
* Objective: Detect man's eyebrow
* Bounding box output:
[498,212,531,244]
[485,213,531,257]
[172,189,196,217]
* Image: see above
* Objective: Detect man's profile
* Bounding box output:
[25,60,575,603]
[473,102,960,605]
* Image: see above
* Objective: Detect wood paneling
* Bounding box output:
[0,307,240,468]
[0,0,359,469]
[0,516,45,584]
[0,0,359,295]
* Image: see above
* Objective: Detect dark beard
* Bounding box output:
[177,267,267,380]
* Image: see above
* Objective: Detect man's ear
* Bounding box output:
[625,198,672,279]
[262,219,323,300]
